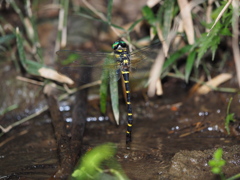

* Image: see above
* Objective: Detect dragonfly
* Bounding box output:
[56,40,161,146]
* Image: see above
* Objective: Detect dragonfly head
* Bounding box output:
[112,40,128,51]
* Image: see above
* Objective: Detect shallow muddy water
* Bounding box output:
[1,76,240,180]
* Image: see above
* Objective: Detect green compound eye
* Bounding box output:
[112,41,119,49]
[112,41,126,50]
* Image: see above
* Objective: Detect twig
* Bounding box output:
[0,105,48,135]
[16,76,44,86]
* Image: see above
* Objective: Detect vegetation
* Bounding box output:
[1,0,239,125]
[208,148,240,180]
[0,0,239,179]
[72,143,129,180]
[225,97,236,135]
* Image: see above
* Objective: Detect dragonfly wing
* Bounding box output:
[130,42,162,68]
[56,50,120,83]
[129,42,162,80]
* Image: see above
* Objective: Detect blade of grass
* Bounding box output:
[0,104,18,116]
[100,69,108,114]
[162,0,175,39]
[0,34,15,45]
[61,0,69,48]
[207,0,232,35]
[17,28,73,84]
[107,0,113,23]
[185,50,196,83]
[127,17,144,33]
[109,70,119,125]
[225,97,235,135]
[142,5,156,27]
[16,28,27,64]
[162,45,192,72]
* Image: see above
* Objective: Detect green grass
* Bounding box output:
[224,97,236,135]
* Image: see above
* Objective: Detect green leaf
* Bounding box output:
[214,148,223,160]
[100,68,109,114]
[109,70,119,125]
[221,27,232,36]
[16,27,67,81]
[142,6,156,26]
[208,148,226,175]
[0,104,18,116]
[100,53,120,125]
[16,28,42,75]
[127,17,144,32]
[72,143,116,179]
[225,97,235,135]
[0,34,15,45]
[162,0,175,39]
[211,167,221,174]
[109,23,126,31]
[16,28,27,64]
[162,45,192,72]
[107,0,113,23]
[185,51,196,83]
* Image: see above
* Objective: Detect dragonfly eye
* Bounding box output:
[112,40,127,50]
[112,41,120,50]
[120,42,127,48]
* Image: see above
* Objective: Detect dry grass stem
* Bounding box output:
[177,0,195,44]
[232,0,240,87]
[207,0,233,36]
[148,48,165,97]
[197,73,232,94]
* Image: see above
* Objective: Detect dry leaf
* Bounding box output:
[197,73,232,94]
[39,67,74,85]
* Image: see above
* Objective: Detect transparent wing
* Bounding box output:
[56,42,162,84]
[129,42,162,80]
[130,42,162,68]
[56,50,121,83]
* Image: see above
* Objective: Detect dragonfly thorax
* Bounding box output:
[112,40,130,67]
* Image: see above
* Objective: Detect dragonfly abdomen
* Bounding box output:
[122,69,133,146]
